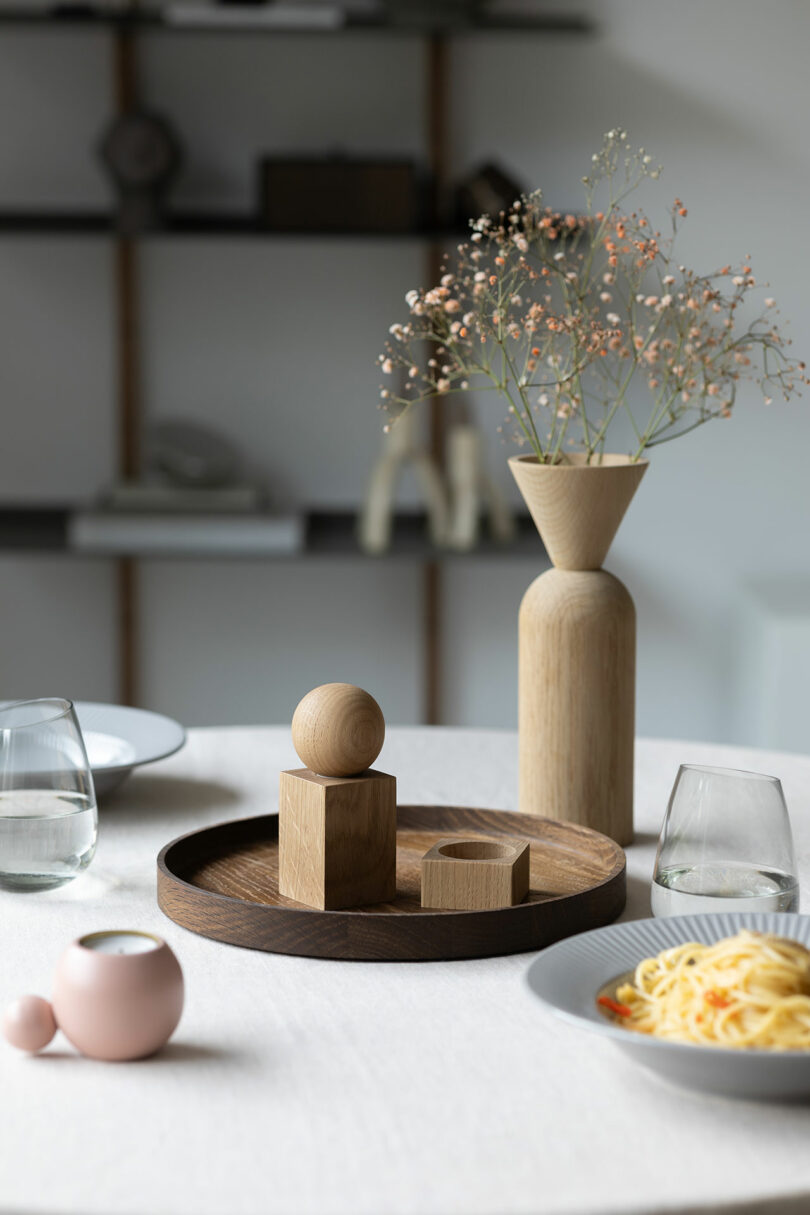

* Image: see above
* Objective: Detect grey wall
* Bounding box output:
[1,1,810,748]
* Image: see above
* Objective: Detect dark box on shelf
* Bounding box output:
[258,157,422,233]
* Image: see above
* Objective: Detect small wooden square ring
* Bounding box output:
[421,837,530,910]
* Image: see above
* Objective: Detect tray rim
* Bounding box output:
[157,805,625,921]
[157,805,626,960]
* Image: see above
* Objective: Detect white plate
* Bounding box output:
[74,701,186,798]
[526,912,810,1101]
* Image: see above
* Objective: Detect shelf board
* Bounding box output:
[0,508,68,551]
[0,506,547,561]
[307,511,546,560]
[0,211,469,239]
[0,7,594,36]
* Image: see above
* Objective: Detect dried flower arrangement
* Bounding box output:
[378,130,807,464]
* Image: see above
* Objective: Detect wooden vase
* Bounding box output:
[509,454,648,846]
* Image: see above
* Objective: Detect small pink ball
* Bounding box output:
[3,995,57,1053]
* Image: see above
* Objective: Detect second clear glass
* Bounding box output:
[0,698,98,892]
[651,764,799,917]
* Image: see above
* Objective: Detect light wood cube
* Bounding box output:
[278,768,396,910]
[421,837,530,910]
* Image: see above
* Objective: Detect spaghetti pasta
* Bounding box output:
[599,930,810,1050]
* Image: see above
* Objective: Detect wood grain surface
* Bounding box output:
[509,453,645,847]
[290,684,385,777]
[518,569,636,845]
[421,838,530,910]
[278,768,396,909]
[157,806,625,961]
[508,453,647,571]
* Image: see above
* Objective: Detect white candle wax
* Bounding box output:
[80,931,161,955]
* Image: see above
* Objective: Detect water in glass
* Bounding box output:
[652,764,800,918]
[651,862,799,916]
[0,699,98,892]
[0,790,96,891]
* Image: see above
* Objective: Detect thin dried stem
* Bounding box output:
[377,129,808,463]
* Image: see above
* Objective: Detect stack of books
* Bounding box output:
[68,484,304,556]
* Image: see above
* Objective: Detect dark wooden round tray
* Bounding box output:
[157,805,625,961]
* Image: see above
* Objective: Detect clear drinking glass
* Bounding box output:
[651,764,799,917]
[0,698,98,891]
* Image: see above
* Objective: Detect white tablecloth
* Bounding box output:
[4,727,810,1215]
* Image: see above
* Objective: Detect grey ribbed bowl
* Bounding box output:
[526,913,810,1101]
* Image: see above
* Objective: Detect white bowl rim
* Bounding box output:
[74,701,186,773]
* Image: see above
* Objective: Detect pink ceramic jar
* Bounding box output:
[53,930,184,1061]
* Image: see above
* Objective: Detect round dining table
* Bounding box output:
[3,725,810,1215]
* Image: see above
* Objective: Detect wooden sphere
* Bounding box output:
[292,684,384,777]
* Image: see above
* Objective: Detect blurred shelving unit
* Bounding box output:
[0,7,591,34]
[0,2,592,720]
[0,506,549,560]
[0,212,469,237]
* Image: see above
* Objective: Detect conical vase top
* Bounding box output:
[509,453,647,570]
